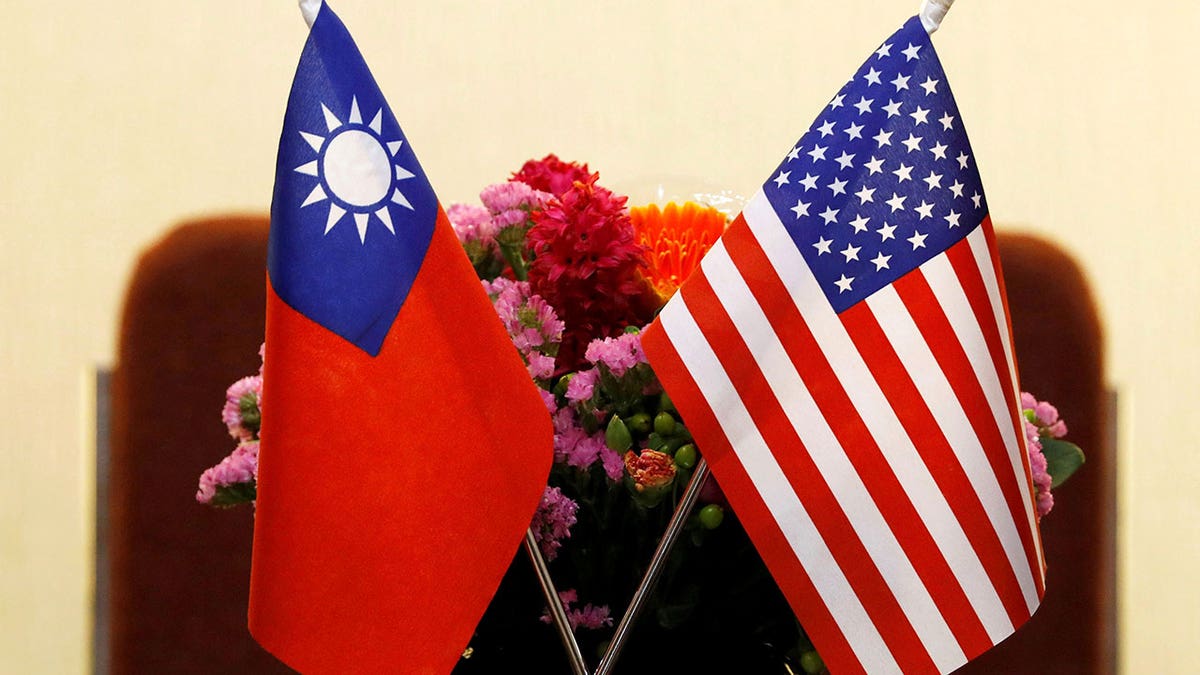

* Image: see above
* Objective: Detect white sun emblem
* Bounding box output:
[293,96,416,243]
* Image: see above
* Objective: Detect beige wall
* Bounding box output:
[2,0,1196,671]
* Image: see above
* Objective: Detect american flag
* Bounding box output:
[642,16,1044,674]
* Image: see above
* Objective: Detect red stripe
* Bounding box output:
[945,239,1046,592]
[892,269,1043,600]
[979,220,1047,576]
[722,222,993,658]
[945,241,1024,460]
[979,218,1021,391]
[641,321,865,674]
[839,296,1032,635]
[679,268,939,673]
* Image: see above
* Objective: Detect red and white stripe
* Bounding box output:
[642,191,1045,674]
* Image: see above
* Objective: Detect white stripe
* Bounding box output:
[966,228,1046,570]
[864,286,1040,613]
[742,191,1012,645]
[922,253,1041,577]
[702,243,965,670]
[658,296,900,675]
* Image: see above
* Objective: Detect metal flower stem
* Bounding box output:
[523,529,589,675]
[595,459,711,675]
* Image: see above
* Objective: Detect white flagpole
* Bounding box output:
[920,0,956,33]
[299,0,321,28]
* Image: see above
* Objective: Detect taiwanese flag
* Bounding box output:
[643,16,1044,674]
[249,3,553,673]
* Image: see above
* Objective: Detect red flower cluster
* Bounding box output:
[511,154,592,197]
[527,174,650,371]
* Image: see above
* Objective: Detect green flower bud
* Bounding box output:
[553,373,575,397]
[698,504,724,530]
[799,649,824,674]
[605,415,633,452]
[238,393,261,433]
[624,325,641,334]
[674,444,698,469]
[653,411,677,436]
[646,432,668,452]
[627,412,653,435]
[659,391,675,413]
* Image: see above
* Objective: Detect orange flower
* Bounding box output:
[629,201,728,300]
[623,450,676,492]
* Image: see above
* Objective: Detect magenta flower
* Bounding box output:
[528,353,557,381]
[222,375,262,441]
[599,446,625,481]
[1021,391,1062,519]
[584,332,646,377]
[511,154,592,197]
[446,202,497,244]
[479,181,551,215]
[538,388,557,414]
[553,412,591,464]
[540,589,613,631]
[565,369,598,403]
[565,434,606,471]
[196,440,259,505]
[530,486,579,562]
[1021,391,1068,438]
[483,278,564,383]
[1026,429,1055,518]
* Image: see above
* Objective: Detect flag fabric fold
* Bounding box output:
[250,4,553,673]
[642,16,1044,674]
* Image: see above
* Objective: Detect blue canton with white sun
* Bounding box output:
[763,16,987,314]
[268,3,439,356]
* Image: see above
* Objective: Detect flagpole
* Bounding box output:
[919,0,956,33]
[298,0,321,28]
[524,530,590,675]
[594,459,711,675]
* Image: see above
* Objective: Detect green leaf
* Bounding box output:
[210,481,257,507]
[1040,438,1085,489]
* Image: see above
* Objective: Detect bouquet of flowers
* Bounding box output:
[198,154,1085,673]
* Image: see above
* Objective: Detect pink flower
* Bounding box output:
[584,332,646,377]
[1020,391,1071,519]
[1021,395,1056,519]
[538,389,557,414]
[492,208,529,229]
[479,181,551,214]
[565,369,598,403]
[553,412,591,464]
[530,486,578,561]
[484,278,564,381]
[565,434,606,471]
[446,203,497,244]
[540,589,613,631]
[528,353,557,381]
[599,446,625,481]
[196,440,259,505]
[1027,432,1055,518]
[1021,391,1068,438]
[222,375,262,441]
